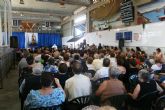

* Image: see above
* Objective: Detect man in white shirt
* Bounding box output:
[64,61,92,101]
[92,53,103,71]
[93,58,110,81]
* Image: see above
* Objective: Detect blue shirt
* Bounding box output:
[24,88,65,109]
[44,65,58,73]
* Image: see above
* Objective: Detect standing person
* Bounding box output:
[64,61,91,101]
[155,48,164,62]
[98,43,102,50]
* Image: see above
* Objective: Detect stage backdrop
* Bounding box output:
[12,32,62,48]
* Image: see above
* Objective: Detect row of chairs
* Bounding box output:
[27,92,165,110]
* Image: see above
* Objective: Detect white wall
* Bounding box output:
[62,22,72,37]
[62,21,165,54]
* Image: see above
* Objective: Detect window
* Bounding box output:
[74,14,86,37]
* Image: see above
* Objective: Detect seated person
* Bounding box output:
[20,66,43,106]
[60,53,70,67]
[24,72,65,109]
[151,59,162,72]
[96,67,126,105]
[128,58,139,76]
[44,57,58,74]
[93,58,110,81]
[64,61,91,101]
[53,63,69,88]
[87,57,95,71]
[116,58,126,74]
[18,50,29,76]
[128,69,163,100]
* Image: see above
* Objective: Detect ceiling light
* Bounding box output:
[20,0,24,4]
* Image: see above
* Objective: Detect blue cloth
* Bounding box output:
[24,88,65,109]
[12,32,25,48]
[38,33,62,47]
[44,65,58,73]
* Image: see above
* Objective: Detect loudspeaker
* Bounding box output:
[119,38,124,48]
[10,36,18,48]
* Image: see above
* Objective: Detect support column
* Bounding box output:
[7,0,12,45]
[0,10,2,46]
[86,10,92,33]
[4,1,7,46]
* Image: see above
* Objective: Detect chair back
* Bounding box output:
[87,70,96,77]
[92,77,109,93]
[70,95,91,105]
[108,94,128,110]
[96,77,109,85]
[161,64,165,70]
[28,105,60,110]
[68,95,91,110]
[154,95,165,110]
[137,91,159,110]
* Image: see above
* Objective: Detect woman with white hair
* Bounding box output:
[128,69,163,100]
[95,67,126,105]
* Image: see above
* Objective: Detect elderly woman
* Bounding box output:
[24,72,65,110]
[95,67,126,104]
[128,69,163,100]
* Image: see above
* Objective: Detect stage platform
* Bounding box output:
[0,47,14,89]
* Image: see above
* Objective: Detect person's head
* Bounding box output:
[138,69,150,82]
[109,67,120,79]
[156,48,161,53]
[47,57,55,65]
[80,52,84,58]
[59,63,68,73]
[63,53,69,61]
[40,72,53,87]
[87,57,93,64]
[94,53,99,59]
[110,52,115,57]
[129,58,136,67]
[99,53,104,59]
[23,50,29,58]
[98,106,117,110]
[72,61,82,74]
[103,58,110,67]
[74,54,80,60]
[26,55,34,65]
[117,58,124,66]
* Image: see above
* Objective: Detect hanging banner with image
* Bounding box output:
[25,32,38,48]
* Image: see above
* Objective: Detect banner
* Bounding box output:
[25,32,38,48]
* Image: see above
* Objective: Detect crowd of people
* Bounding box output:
[17,45,165,110]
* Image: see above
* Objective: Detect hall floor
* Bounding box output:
[0,68,20,110]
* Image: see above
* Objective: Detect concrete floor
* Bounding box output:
[0,68,20,110]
